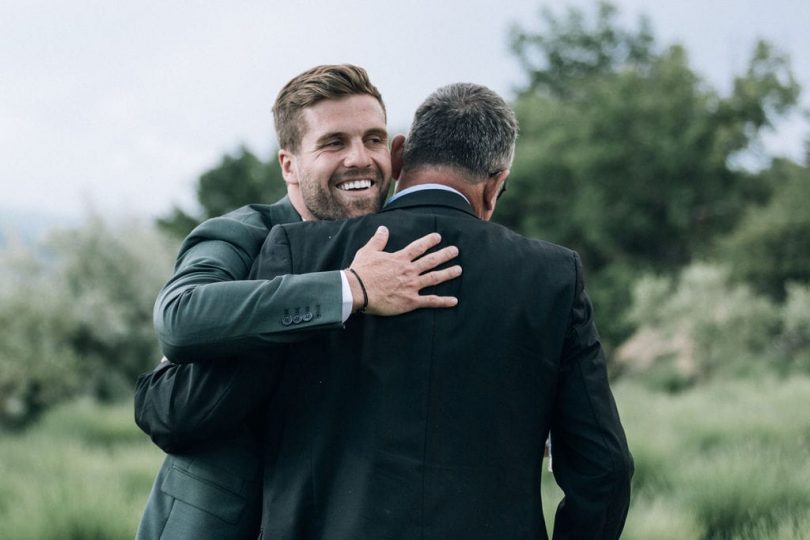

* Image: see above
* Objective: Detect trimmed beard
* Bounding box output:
[300,169,387,220]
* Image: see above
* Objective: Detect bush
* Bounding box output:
[0,244,82,427]
[616,263,787,388]
[0,217,177,428]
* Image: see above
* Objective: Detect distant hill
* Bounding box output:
[0,208,78,248]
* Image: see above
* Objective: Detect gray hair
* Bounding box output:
[402,83,518,181]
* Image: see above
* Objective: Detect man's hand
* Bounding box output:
[346,226,461,316]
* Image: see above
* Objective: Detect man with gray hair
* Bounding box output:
[230,82,634,538]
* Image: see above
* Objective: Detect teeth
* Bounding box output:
[337,180,372,191]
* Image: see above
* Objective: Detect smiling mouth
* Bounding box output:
[336,179,373,191]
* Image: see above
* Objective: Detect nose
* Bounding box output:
[343,139,372,168]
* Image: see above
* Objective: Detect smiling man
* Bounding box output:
[135,65,462,539]
[279,90,390,221]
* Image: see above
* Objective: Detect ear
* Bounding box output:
[390,135,406,180]
[278,148,297,184]
[481,169,510,221]
[483,169,510,210]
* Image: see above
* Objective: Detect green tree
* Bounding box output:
[722,155,810,299]
[158,146,287,238]
[497,1,800,346]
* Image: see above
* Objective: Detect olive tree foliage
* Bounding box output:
[159,146,287,239]
[496,1,801,345]
[0,218,177,428]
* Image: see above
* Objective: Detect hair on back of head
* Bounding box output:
[402,83,518,181]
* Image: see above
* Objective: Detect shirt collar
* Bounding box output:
[386,183,469,206]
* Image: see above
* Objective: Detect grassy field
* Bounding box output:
[0,398,164,539]
[1,377,810,539]
[545,375,810,539]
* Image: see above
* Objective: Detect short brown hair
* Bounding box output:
[272,64,386,152]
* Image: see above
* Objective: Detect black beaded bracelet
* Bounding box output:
[347,268,368,313]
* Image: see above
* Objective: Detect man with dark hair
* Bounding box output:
[134,64,461,539]
[207,82,633,538]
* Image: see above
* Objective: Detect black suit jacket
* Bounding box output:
[250,189,633,539]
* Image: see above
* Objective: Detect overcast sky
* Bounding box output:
[2,0,808,222]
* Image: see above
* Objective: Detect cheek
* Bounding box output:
[312,155,341,175]
[298,159,328,182]
[373,152,392,174]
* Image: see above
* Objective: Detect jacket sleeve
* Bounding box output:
[153,208,344,364]
[550,252,634,540]
[135,223,305,450]
[134,357,281,453]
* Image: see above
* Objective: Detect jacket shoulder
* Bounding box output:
[224,198,298,227]
[179,199,297,258]
[489,221,576,263]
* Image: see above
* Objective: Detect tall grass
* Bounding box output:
[539,376,810,539]
[2,378,810,539]
[0,398,163,539]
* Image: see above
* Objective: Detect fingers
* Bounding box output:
[418,265,462,288]
[413,246,459,273]
[410,294,459,309]
[360,226,389,253]
[399,232,442,261]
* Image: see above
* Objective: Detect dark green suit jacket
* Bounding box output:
[135,197,344,539]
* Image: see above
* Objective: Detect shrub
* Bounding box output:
[0,245,82,427]
[0,217,176,428]
[616,263,784,388]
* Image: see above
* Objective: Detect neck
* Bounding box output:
[397,167,489,218]
[285,185,317,221]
